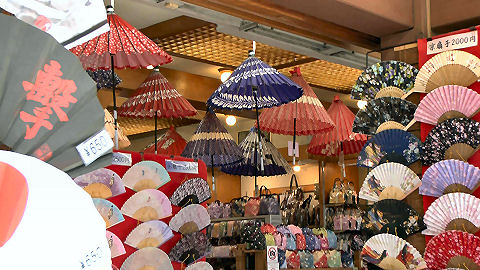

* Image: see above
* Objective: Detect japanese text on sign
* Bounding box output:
[76,129,114,166]
[165,160,199,174]
[427,30,478,55]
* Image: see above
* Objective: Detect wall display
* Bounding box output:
[169,204,211,234]
[120,189,172,222]
[361,233,427,269]
[93,198,125,228]
[424,230,480,269]
[422,118,480,165]
[420,159,480,197]
[359,162,421,202]
[169,177,211,207]
[414,85,480,125]
[352,97,417,135]
[120,247,173,270]
[122,160,171,191]
[124,220,173,249]
[106,231,126,258]
[169,231,212,265]
[362,199,425,239]
[423,192,480,235]
[357,129,422,168]
[73,168,125,199]
[351,61,418,100]
[185,261,214,270]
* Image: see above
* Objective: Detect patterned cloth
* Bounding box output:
[169,178,211,206]
[169,231,212,265]
[86,69,121,90]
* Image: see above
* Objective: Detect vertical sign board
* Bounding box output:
[266,246,279,270]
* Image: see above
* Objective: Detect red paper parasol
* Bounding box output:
[258,67,334,135]
[144,126,187,155]
[308,96,367,156]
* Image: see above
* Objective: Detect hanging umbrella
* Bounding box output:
[207,48,303,194]
[308,96,367,156]
[70,5,172,149]
[118,67,196,154]
[181,109,243,198]
[222,127,291,176]
[87,69,121,90]
[144,126,187,155]
[104,109,130,149]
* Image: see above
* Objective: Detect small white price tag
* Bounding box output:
[112,152,132,166]
[165,160,199,174]
[76,129,114,166]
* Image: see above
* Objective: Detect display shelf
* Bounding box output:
[325,203,358,207]
[211,215,282,225]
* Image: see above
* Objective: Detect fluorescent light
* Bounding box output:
[225,115,236,126]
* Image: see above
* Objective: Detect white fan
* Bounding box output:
[185,262,214,270]
[120,247,173,270]
[169,204,211,234]
[423,192,480,235]
[362,233,426,270]
[359,162,421,202]
[121,189,172,222]
[124,220,173,249]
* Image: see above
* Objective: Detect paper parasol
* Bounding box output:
[258,67,334,135]
[144,126,187,155]
[104,110,130,149]
[308,96,367,156]
[222,127,291,176]
[87,70,121,90]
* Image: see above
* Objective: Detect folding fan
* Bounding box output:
[92,198,124,228]
[357,129,422,168]
[120,247,173,270]
[124,220,173,249]
[359,162,421,202]
[122,160,171,191]
[170,178,211,207]
[353,97,417,135]
[351,61,418,100]
[422,118,480,165]
[73,168,125,199]
[169,204,210,235]
[414,85,480,125]
[423,192,480,235]
[424,230,480,270]
[0,14,112,176]
[361,233,426,270]
[106,231,125,258]
[185,262,214,270]
[121,189,172,222]
[409,50,480,95]
[420,159,480,197]
[362,199,425,239]
[169,231,212,265]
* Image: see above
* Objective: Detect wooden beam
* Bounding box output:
[181,0,380,51]
[272,57,317,70]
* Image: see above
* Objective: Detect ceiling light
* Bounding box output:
[225,115,236,126]
[293,165,301,172]
[218,68,233,83]
[357,100,368,109]
[146,65,154,70]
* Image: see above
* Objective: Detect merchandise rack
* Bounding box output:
[211,215,282,225]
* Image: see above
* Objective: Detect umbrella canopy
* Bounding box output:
[258,67,335,135]
[87,69,121,90]
[118,68,197,118]
[104,110,130,149]
[144,126,187,155]
[69,6,172,70]
[222,127,291,176]
[207,51,303,110]
[181,110,243,167]
[308,96,367,156]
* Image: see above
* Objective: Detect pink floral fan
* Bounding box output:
[106,231,125,258]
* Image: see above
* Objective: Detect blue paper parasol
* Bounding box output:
[86,69,121,90]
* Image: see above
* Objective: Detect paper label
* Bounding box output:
[165,160,199,174]
[427,30,477,55]
[76,129,114,166]
[267,263,279,270]
[266,246,278,263]
[112,152,132,166]
[288,141,299,157]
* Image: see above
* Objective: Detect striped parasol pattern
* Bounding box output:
[181,110,243,167]
[222,127,291,176]
[258,67,334,135]
[308,96,367,156]
[144,126,186,155]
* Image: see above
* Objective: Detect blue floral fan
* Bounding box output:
[351,61,418,100]
[357,129,422,168]
[207,51,303,110]
[353,97,417,135]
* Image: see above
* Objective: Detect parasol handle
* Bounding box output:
[211,155,217,200]
[253,86,262,196]
[154,112,158,154]
[111,54,118,150]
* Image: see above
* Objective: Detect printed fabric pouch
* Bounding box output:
[318,228,329,250]
[327,229,337,249]
[295,233,306,250]
[314,234,322,250]
[244,196,260,217]
[285,232,296,250]
[260,223,277,234]
[274,231,286,250]
[299,250,314,269]
[278,249,287,269]
[327,250,342,268]
[313,250,328,268]
[207,200,223,219]
[264,233,276,246]
[341,250,354,268]
[286,250,300,269]
[301,228,316,251]
[226,221,235,237]
[258,185,280,215]
[230,197,248,217]
[222,203,231,218]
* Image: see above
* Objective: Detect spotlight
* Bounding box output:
[218,68,233,83]
[357,100,368,109]
[225,115,236,126]
[293,165,301,172]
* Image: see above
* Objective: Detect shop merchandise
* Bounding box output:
[169,231,212,265]
[170,177,211,207]
[121,160,171,191]
[87,69,122,90]
[313,250,328,268]
[423,192,480,235]
[121,247,173,270]
[280,174,305,224]
[240,221,266,250]
[299,250,315,268]
[258,187,281,215]
[73,168,126,199]
[244,196,261,216]
[185,261,214,270]
[107,231,126,258]
[351,61,418,100]
[169,204,211,234]
[120,189,172,221]
[325,206,363,231]
[124,220,173,249]
[104,109,131,149]
[144,126,187,155]
[93,198,125,228]
[359,162,421,202]
[329,178,345,204]
[420,159,480,197]
[230,196,249,217]
[286,250,301,269]
[326,250,342,267]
